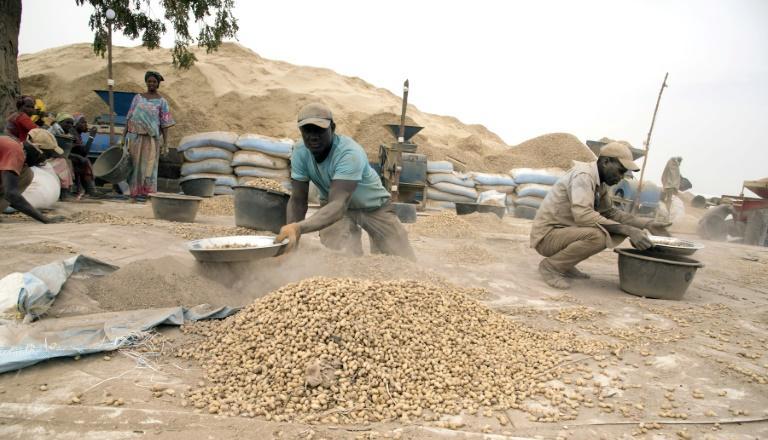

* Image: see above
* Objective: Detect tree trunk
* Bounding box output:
[0,0,22,120]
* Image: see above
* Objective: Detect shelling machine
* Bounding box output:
[377,80,428,221]
[80,90,135,161]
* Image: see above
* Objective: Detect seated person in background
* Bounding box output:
[531,142,671,289]
[5,95,38,142]
[0,129,63,223]
[275,103,415,260]
[47,113,76,200]
[69,113,99,198]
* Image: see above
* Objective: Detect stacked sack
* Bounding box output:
[472,171,517,209]
[234,134,293,193]
[178,131,239,195]
[509,168,565,219]
[425,161,476,210]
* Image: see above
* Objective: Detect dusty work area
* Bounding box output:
[1,201,767,440]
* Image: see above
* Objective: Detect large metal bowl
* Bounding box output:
[188,235,288,262]
[647,235,704,256]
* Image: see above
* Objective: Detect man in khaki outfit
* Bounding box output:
[531,142,671,289]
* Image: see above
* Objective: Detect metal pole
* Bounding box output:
[631,72,668,214]
[107,20,115,146]
[398,79,409,143]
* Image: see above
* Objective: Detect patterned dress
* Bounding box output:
[125,94,175,197]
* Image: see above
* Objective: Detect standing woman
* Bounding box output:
[124,71,175,202]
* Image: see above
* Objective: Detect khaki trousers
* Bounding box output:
[535,226,625,273]
[0,167,34,212]
[319,203,416,260]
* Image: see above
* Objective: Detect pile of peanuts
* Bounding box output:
[177,277,607,423]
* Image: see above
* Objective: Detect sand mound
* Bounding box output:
[18,43,508,167]
[352,112,423,157]
[80,256,249,311]
[484,133,596,172]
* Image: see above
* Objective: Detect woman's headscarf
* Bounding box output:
[145,71,164,83]
[31,99,46,123]
[56,112,74,123]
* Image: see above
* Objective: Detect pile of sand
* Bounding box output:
[483,133,596,172]
[18,43,508,167]
[80,256,250,311]
[19,44,603,173]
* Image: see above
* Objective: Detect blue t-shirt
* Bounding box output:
[291,134,390,210]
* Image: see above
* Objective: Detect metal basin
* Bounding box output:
[647,235,704,256]
[188,235,288,262]
[149,192,202,223]
[93,145,132,183]
[614,248,704,300]
[181,178,215,198]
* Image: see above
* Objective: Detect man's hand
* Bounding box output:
[275,223,302,253]
[645,221,672,237]
[628,227,652,251]
[88,126,98,137]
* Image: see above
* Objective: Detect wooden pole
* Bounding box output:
[631,72,668,214]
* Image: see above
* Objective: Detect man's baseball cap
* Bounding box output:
[599,141,639,171]
[27,128,63,155]
[297,103,333,129]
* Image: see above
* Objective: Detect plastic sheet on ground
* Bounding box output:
[0,304,237,373]
[0,255,118,321]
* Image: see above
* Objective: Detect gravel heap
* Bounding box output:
[178,277,606,423]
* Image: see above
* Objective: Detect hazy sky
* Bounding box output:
[18,0,768,196]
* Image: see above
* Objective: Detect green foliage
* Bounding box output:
[75,0,238,69]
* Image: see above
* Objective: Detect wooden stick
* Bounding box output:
[631,72,669,214]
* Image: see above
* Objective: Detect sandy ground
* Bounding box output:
[1,200,767,440]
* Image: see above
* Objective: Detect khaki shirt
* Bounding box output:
[530,161,641,248]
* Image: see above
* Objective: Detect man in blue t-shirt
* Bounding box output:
[275,103,415,259]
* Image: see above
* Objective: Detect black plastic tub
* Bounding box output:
[477,204,505,219]
[181,178,216,198]
[455,202,478,216]
[149,193,203,223]
[614,248,704,300]
[233,185,290,234]
[392,202,417,224]
[514,205,538,220]
[456,202,505,219]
